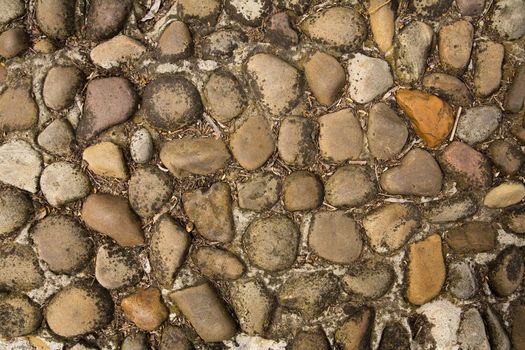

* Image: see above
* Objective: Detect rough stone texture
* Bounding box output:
[83,142,128,179]
[45,283,113,338]
[43,66,84,110]
[265,12,298,47]
[457,309,491,350]
[491,0,525,40]
[128,166,172,217]
[149,216,190,288]
[395,89,454,148]
[122,333,149,350]
[411,0,452,16]
[325,165,376,208]
[511,301,525,350]
[35,0,76,40]
[485,306,512,350]
[38,119,75,156]
[309,210,362,264]
[40,162,91,207]
[0,243,43,291]
[201,29,247,59]
[367,102,408,160]
[0,140,43,193]
[301,6,367,51]
[363,203,420,254]
[0,187,32,237]
[142,75,202,131]
[95,244,142,289]
[91,35,146,68]
[335,308,374,350]
[392,21,433,84]
[304,51,346,106]
[342,262,395,299]
[183,182,234,243]
[457,105,502,144]
[0,87,38,132]
[474,41,504,97]
[130,128,153,164]
[318,109,363,162]
[503,207,525,234]
[245,53,303,115]
[283,171,323,211]
[448,261,478,299]
[158,21,192,60]
[288,329,330,350]
[237,172,281,211]
[438,20,474,74]
[347,53,393,104]
[446,221,497,253]
[423,73,472,106]
[224,0,271,27]
[277,271,339,319]
[32,215,93,274]
[85,0,131,41]
[192,246,245,280]
[121,288,168,331]
[160,137,231,178]
[0,0,25,25]
[244,214,299,272]
[489,246,524,297]
[407,234,446,305]
[457,0,485,16]
[170,283,237,342]
[77,77,137,140]
[177,0,221,26]
[0,294,42,337]
[484,182,525,208]
[378,322,410,350]
[439,141,492,188]
[380,148,443,196]
[229,278,274,334]
[230,112,275,170]
[160,326,191,350]
[425,195,478,223]
[203,70,246,123]
[277,116,317,167]
[82,193,144,246]
[0,28,29,58]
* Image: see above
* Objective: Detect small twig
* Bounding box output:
[202,113,222,138]
[449,106,462,142]
[368,0,392,15]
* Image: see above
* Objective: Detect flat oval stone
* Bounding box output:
[40,162,91,207]
[95,244,142,289]
[183,182,234,243]
[230,112,275,170]
[82,193,144,246]
[484,182,525,208]
[474,41,504,97]
[424,194,478,223]
[367,102,408,160]
[149,215,190,288]
[203,70,246,123]
[395,89,454,148]
[438,20,474,74]
[457,0,485,15]
[392,21,433,84]
[363,203,421,254]
[245,53,303,115]
[35,0,75,41]
[237,172,281,212]
[491,0,525,40]
[160,137,231,178]
[192,246,245,280]
[0,28,29,58]
[90,35,146,69]
[304,51,346,106]
[142,75,202,131]
[43,66,84,110]
[170,283,237,342]
[0,187,32,237]
[458,308,491,350]
[128,166,172,217]
[457,105,501,144]
[309,210,362,264]
[318,109,363,162]
[407,234,445,305]
[45,283,113,338]
[130,128,153,164]
[380,148,443,196]
[0,294,41,337]
[347,53,393,104]
[423,73,472,106]
[121,287,168,331]
[32,215,93,274]
[369,0,395,53]
[229,278,274,335]
[0,243,43,291]
[324,165,376,207]
[439,141,492,188]
[301,6,367,51]
[277,116,317,167]
[505,65,525,113]
[224,0,271,26]
[77,77,138,140]
[244,214,299,272]
[283,171,323,211]
[485,306,512,350]
[37,119,75,156]
[86,0,131,41]
[158,21,192,60]
[342,262,395,299]
[177,0,221,26]
[0,87,38,132]
[446,221,497,253]
[334,307,374,350]
[0,140,43,193]
[489,246,524,297]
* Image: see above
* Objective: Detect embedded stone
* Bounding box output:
[283,171,323,211]
[457,0,485,16]
[95,244,142,289]
[158,21,192,60]
[423,73,472,106]
[0,243,43,291]
[90,35,146,69]
[38,119,75,156]
[0,87,38,132]
[489,246,524,297]
[474,41,504,97]
[224,0,271,26]
[411,0,452,16]
[0,187,32,237]
[491,0,525,41]
[367,102,408,160]
[40,162,91,207]
[130,128,154,164]
[424,195,478,223]
[448,261,478,299]
[318,109,363,162]
[128,166,172,217]
[342,262,395,299]
[288,329,330,350]
[505,64,525,113]
[304,51,346,106]
[0,28,29,58]
[83,142,128,179]
[201,29,247,59]
[0,294,42,337]
[347,53,393,104]
[438,20,474,74]
[456,105,502,144]
[177,0,221,26]
[446,221,497,253]
[335,308,374,350]
[35,0,76,41]
[203,70,246,123]
[121,287,169,331]
[86,0,131,41]
[265,12,298,47]
[484,182,525,208]
[0,0,25,25]
[229,278,274,334]
[237,172,281,212]
[439,141,492,188]
[369,0,395,53]
[192,246,245,280]
[0,140,43,193]
[277,116,317,167]
[325,165,376,208]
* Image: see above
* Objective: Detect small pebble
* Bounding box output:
[158,21,192,60]
[130,128,153,164]
[446,221,496,253]
[456,105,501,144]
[37,119,75,155]
[203,70,246,124]
[83,141,128,179]
[0,187,32,237]
[318,109,363,162]
[43,66,84,110]
[484,182,525,208]
[347,53,393,104]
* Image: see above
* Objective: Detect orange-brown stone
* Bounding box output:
[395,89,455,148]
[121,287,169,331]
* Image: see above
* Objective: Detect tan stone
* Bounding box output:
[121,288,168,331]
[192,246,245,280]
[335,308,374,350]
[395,89,455,148]
[438,20,474,74]
[319,109,363,162]
[83,141,128,179]
[407,234,445,305]
[304,51,346,106]
[283,171,323,211]
[0,87,38,132]
[474,41,504,97]
[90,35,146,69]
[369,0,394,53]
[158,21,192,59]
[484,182,525,208]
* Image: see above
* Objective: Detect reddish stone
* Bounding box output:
[266,12,298,47]
[439,141,492,188]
